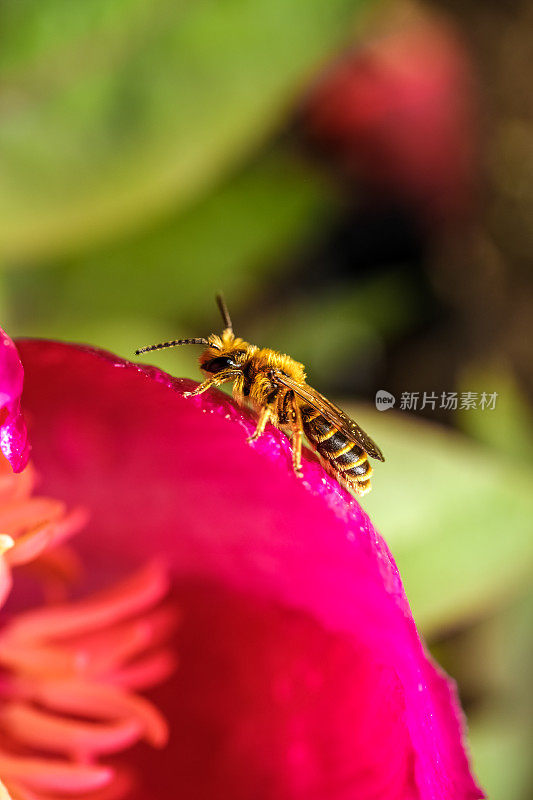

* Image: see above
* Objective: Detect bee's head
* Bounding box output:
[199,330,251,374]
[135,294,253,374]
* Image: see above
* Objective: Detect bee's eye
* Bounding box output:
[202,355,240,373]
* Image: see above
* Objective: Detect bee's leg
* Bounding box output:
[290,403,304,478]
[247,406,272,443]
[183,373,236,398]
[232,374,246,406]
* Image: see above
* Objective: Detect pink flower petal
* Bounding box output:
[0,331,30,473]
[16,339,483,800]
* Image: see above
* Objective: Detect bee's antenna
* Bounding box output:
[216,293,233,332]
[135,337,209,356]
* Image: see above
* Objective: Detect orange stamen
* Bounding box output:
[4,564,169,644]
[0,459,177,800]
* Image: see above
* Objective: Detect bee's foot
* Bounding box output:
[183,391,193,398]
[247,434,259,444]
[293,468,303,479]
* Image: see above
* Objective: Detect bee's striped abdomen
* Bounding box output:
[301,406,372,495]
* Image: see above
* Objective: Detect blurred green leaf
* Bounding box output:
[248,271,422,389]
[351,407,533,635]
[457,363,533,464]
[468,712,532,800]
[0,0,370,260]
[6,151,337,356]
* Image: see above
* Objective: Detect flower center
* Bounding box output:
[0,456,176,800]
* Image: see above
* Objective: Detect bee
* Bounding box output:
[135,295,384,495]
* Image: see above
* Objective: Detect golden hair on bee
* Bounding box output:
[135,294,384,496]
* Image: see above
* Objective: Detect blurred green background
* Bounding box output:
[1,0,532,796]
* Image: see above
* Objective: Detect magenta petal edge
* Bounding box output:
[14,339,484,800]
[0,328,31,472]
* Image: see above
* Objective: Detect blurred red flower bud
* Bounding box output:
[304,17,479,228]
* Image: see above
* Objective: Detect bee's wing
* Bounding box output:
[271,371,385,462]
